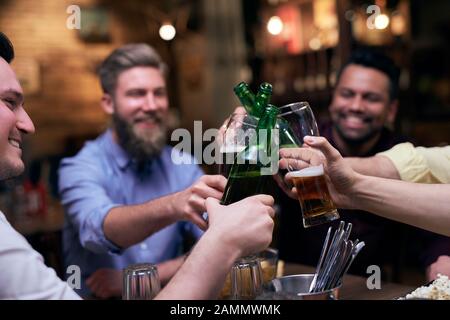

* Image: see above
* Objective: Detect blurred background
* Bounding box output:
[0,0,449,285]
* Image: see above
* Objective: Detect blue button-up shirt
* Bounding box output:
[58,130,204,296]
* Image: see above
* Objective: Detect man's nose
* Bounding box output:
[348,95,364,112]
[142,94,159,112]
[16,107,35,134]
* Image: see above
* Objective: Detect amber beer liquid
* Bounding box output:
[290,165,339,228]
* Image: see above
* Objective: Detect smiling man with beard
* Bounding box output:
[278,49,450,283]
[58,44,227,298]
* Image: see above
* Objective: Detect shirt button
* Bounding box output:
[140,243,148,250]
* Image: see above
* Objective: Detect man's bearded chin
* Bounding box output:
[0,162,24,181]
[112,113,168,164]
[333,122,383,146]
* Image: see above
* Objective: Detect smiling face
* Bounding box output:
[101,66,169,160]
[0,58,35,180]
[329,64,397,145]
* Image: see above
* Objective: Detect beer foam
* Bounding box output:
[289,164,324,178]
[220,145,246,153]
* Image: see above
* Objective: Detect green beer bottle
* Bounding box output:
[233,82,273,118]
[255,82,273,115]
[221,105,280,205]
[234,82,298,147]
[233,82,259,117]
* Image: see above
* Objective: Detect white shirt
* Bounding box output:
[0,211,81,299]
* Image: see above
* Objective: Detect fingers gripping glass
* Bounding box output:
[277,102,319,183]
[278,102,339,227]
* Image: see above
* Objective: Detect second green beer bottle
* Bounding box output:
[233,82,273,118]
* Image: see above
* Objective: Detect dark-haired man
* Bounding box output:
[0,32,80,299]
[278,49,450,281]
[326,50,400,157]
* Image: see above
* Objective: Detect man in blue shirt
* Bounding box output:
[58,44,226,298]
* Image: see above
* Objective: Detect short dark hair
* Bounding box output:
[97,43,168,95]
[336,49,400,101]
[0,32,14,63]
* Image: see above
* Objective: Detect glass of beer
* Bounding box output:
[289,164,339,228]
[277,102,319,188]
[218,113,258,177]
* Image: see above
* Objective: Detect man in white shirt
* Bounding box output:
[0,213,81,299]
[0,32,81,299]
[0,32,275,300]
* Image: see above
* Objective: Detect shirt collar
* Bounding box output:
[103,129,157,175]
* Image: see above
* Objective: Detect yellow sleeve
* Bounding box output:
[376,143,450,184]
[415,145,450,183]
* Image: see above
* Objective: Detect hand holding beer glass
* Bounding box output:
[276,102,318,187]
[279,102,340,228]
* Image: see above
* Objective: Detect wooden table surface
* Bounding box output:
[283,263,416,300]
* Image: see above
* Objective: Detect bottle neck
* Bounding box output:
[255,85,272,118]
[234,83,257,116]
[257,107,279,130]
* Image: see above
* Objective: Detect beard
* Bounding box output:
[330,109,386,146]
[0,159,24,181]
[333,121,383,146]
[112,111,168,165]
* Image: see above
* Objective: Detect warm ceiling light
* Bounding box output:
[267,16,283,35]
[391,13,406,35]
[159,23,176,41]
[374,14,390,30]
[309,38,321,50]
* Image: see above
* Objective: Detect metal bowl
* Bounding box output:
[258,274,341,300]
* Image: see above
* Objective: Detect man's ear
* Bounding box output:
[387,99,398,125]
[101,93,114,115]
